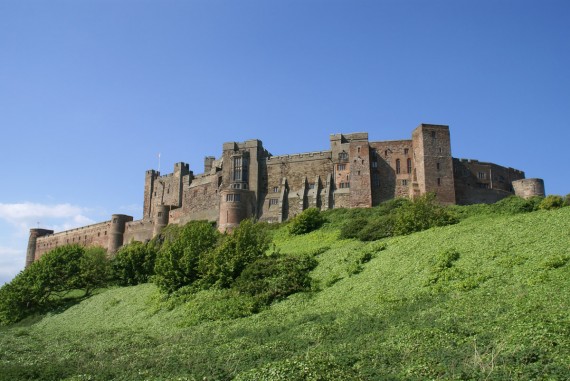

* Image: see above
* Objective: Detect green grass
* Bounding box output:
[1,208,570,380]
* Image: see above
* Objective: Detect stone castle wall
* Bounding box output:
[453,159,526,204]
[26,123,543,267]
[32,214,133,262]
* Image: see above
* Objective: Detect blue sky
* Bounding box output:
[1,0,569,285]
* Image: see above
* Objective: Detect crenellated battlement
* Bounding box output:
[267,150,332,163]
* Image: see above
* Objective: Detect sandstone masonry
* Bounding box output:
[26,124,545,266]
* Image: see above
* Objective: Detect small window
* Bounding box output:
[371,161,378,168]
[478,172,486,180]
[439,147,442,154]
[373,174,380,187]
[226,193,241,202]
[273,186,279,193]
[104,231,107,236]
[158,212,162,217]
[437,178,441,186]
[431,131,436,138]
[402,179,408,186]
[357,171,360,176]
[338,152,348,160]
[337,164,346,171]
[436,163,440,170]
[339,182,350,189]
[384,150,388,156]
[357,146,361,153]
[269,198,278,206]
[396,159,401,174]
[309,183,315,189]
[404,148,409,155]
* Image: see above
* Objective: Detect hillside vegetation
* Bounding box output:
[1,199,569,380]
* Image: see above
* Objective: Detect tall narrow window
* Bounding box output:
[436,162,440,170]
[437,178,441,186]
[407,158,412,174]
[396,159,401,174]
[232,157,242,181]
[404,148,409,155]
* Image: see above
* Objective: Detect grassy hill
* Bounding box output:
[1,207,569,380]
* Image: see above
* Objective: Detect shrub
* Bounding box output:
[356,214,395,241]
[538,195,564,210]
[375,197,411,215]
[339,217,368,239]
[493,196,541,214]
[234,253,317,306]
[0,245,112,325]
[80,247,112,296]
[200,219,270,288]
[113,241,158,286]
[392,193,458,236]
[153,221,220,293]
[564,194,570,207]
[0,271,37,325]
[288,208,326,235]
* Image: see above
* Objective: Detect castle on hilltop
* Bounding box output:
[26,124,545,267]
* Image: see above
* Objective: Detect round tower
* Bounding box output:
[218,189,251,232]
[512,178,545,199]
[152,204,169,238]
[25,228,54,268]
[109,214,133,254]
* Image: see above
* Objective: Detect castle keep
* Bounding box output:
[26,124,545,265]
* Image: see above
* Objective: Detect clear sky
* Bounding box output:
[1,0,569,285]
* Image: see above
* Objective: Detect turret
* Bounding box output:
[108,214,133,254]
[204,156,215,173]
[152,204,169,238]
[218,189,254,232]
[26,228,53,268]
[512,178,545,199]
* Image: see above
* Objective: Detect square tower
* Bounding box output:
[411,124,456,204]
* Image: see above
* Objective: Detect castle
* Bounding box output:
[26,124,545,267]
